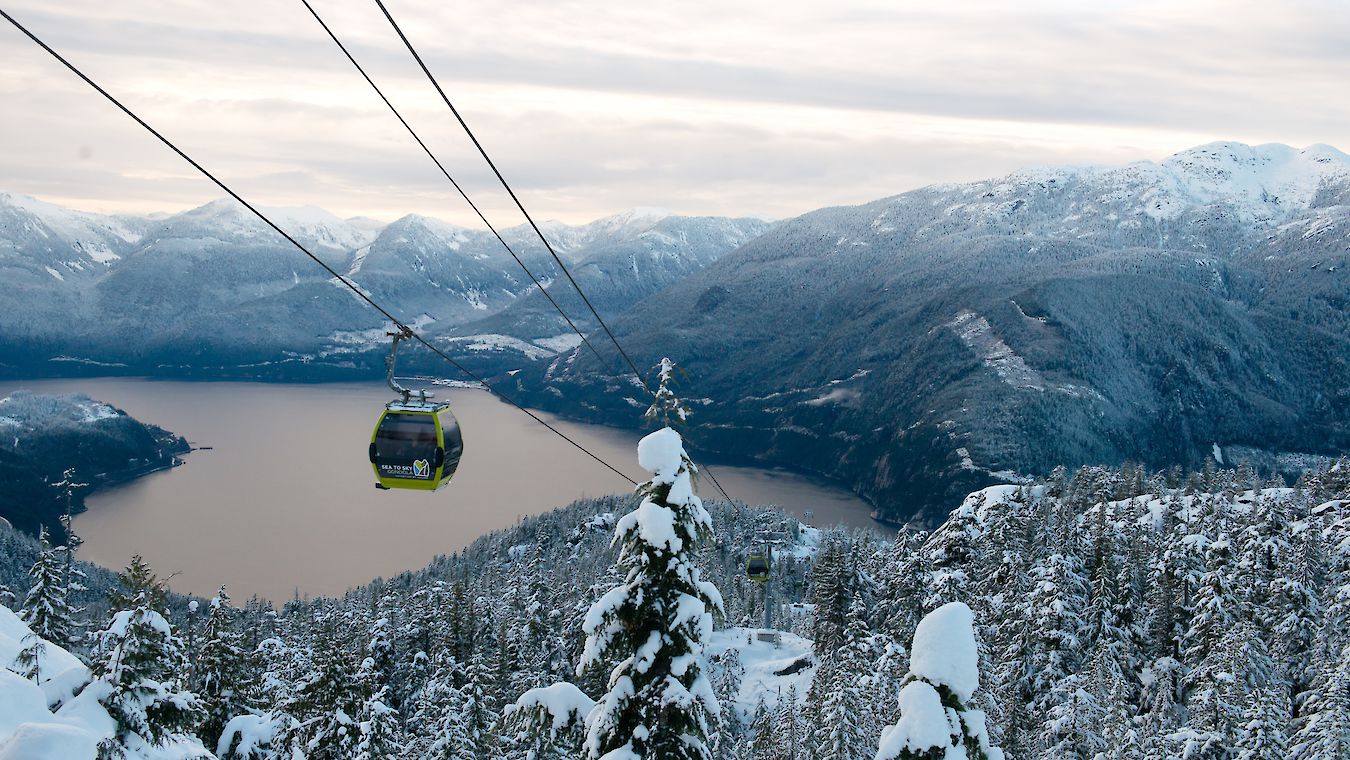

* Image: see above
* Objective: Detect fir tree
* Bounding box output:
[90,590,205,750]
[1234,685,1289,760]
[875,602,1003,760]
[19,526,74,648]
[284,615,363,760]
[110,553,168,614]
[817,598,874,758]
[195,586,255,749]
[353,683,403,760]
[579,364,724,760]
[1290,643,1350,760]
[13,632,50,684]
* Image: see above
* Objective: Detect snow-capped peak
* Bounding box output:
[1157,141,1350,214]
[0,191,144,248]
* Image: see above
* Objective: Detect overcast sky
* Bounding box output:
[2,0,1348,224]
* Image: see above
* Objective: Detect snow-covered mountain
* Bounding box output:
[514,142,1350,524]
[0,197,760,378]
[445,214,771,359]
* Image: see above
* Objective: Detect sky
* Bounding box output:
[2,0,1348,225]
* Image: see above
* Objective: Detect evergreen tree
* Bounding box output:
[579,368,724,760]
[775,683,803,760]
[354,683,403,760]
[816,598,873,758]
[110,553,168,614]
[1290,643,1350,760]
[811,536,852,657]
[13,632,50,684]
[1234,685,1289,760]
[923,495,983,611]
[19,526,74,648]
[195,586,255,749]
[875,603,1003,760]
[89,590,205,751]
[284,616,362,759]
[1181,535,1241,758]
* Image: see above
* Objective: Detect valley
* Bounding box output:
[4,142,1347,527]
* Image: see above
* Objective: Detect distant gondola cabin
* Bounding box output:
[746,554,770,582]
[369,401,463,491]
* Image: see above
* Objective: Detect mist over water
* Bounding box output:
[2,378,880,600]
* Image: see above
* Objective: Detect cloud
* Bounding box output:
[0,0,1346,223]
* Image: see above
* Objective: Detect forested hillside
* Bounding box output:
[515,142,1350,525]
[3,453,1347,758]
[0,391,188,543]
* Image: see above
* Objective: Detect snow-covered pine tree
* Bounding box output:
[1180,533,1241,758]
[811,535,852,657]
[579,359,724,760]
[875,602,1003,760]
[89,590,205,753]
[13,632,49,684]
[1026,551,1089,748]
[109,553,168,613]
[816,597,876,758]
[195,586,256,749]
[284,613,363,759]
[19,525,74,648]
[1290,642,1350,760]
[923,495,984,611]
[353,683,403,760]
[747,698,775,758]
[503,682,595,758]
[775,683,804,760]
[1234,685,1289,760]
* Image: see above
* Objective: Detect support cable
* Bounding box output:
[0,7,636,487]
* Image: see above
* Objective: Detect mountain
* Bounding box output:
[511,142,1350,525]
[0,197,759,378]
[441,214,771,362]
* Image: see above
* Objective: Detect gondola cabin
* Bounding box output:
[746,554,770,582]
[369,401,463,491]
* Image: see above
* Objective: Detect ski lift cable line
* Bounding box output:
[0,7,637,488]
[374,0,738,504]
[298,0,613,373]
[373,0,654,396]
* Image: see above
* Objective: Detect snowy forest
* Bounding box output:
[3,425,1349,758]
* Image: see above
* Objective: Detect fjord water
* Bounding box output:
[2,378,878,600]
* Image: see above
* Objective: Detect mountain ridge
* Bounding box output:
[507,141,1350,524]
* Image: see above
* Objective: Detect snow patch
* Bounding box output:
[444,334,554,361]
[534,334,585,353]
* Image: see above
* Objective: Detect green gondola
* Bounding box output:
[746,553,770,582]
[368,327,463,491]
[369,401,463,491]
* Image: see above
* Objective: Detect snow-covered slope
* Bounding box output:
[0,607,212,760]
[516,141,1350,525]
[0,193,766,376]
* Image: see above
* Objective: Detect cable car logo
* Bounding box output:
[413,459,430,477]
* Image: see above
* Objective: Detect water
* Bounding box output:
[1,378,880,600]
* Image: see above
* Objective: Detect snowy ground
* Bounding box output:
[706,627,816,724]
[0,608,211,759]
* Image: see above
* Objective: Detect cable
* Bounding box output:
[306,1,734,504]
[299,0,614,373]
[374,0,653,395]
[373,0,738,503]
[0,6,636,488]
